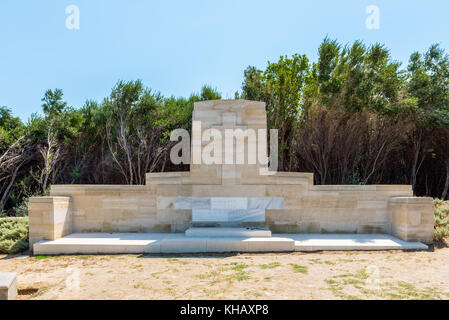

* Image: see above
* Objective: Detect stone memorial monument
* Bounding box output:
[28,100,434,254]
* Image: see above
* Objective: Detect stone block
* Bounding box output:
[206,238,249,252]
[245,237,294,252]
[320,222,358,234]
[0,273,17,300]
[160,237,207,253]
[389,197,434,244]
[28,196,72,249]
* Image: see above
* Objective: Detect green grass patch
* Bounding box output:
[309,258,335,265]
[33,255,60,260]
[290,264,308,274]
[260,262,281,269]
[195,270,221,281]
[233,271,251,281]
[332,274,353,278]
[168,258,189,265]
[231,263,249,271]
[326,271,449,300]
[79,255,94,260]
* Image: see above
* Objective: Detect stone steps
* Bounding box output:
[33,234,294,254]
[33,233,427,255]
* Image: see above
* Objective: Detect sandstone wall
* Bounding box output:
[26,174,433,244]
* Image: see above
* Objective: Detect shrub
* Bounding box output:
[0,217,29,254]
[10,199,29,217]
[434,199,449,242]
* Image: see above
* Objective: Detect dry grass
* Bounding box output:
[1,248,449,300]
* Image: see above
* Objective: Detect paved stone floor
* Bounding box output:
[33,233,427,255]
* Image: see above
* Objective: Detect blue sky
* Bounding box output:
[1,0,448,121]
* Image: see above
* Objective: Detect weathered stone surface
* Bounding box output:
[174,197,283,223]
[185,227,271,238]
[173,197,284,210]
[389,197,434,244]
[0,273,18,300]
[28,197,72,248]
[192,209,265,223]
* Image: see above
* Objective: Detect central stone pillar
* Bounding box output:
[189,99,269,186]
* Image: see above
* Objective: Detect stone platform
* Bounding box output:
[33,232,427,255]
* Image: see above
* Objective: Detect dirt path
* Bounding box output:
[1,247,449,300]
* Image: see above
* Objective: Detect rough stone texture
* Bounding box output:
[28,100,435,248]
[0,272,18,300]
[389,197,434,244]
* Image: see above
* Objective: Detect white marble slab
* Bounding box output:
[174,197,210,209]
[174,197,283,210]
[192,209,265,222]
[175,197,283,223]
[227,209,265,222]
[211,197,247,210]
[192,198,211,209]
[192,209,229,222]
[248,197,283,210]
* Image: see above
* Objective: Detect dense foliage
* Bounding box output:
[0,217,28,254]
[1,39,449,217]
[242,39,449,197]
[434,199,449,241]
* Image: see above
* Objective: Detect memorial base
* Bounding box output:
[33,231,428,255]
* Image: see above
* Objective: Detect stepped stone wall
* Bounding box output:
[28,100,434,248]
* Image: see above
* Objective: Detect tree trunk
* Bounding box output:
[0,163,22,211]
[442,159,449,200]
[410,129,425,195]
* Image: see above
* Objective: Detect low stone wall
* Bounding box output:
[267,185,415,235]
[48,185,175,233]
[26,178,434,245]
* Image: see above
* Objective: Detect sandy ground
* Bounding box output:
[1,246,449,300]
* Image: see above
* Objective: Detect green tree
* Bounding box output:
[242,55,311,170]
[407,44,449,195]
[34,89,70,192]
[316,38,408,115]
[104,80,168,184]
[0,107,27,212]
[42,89,67,118]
